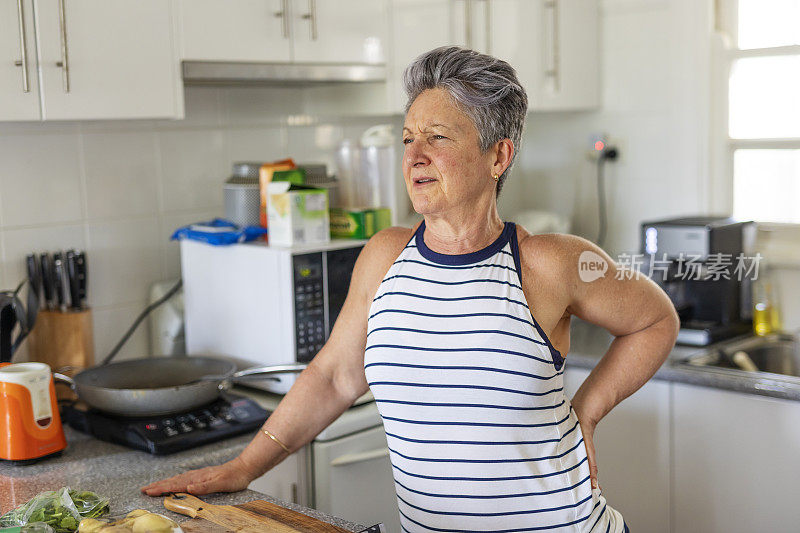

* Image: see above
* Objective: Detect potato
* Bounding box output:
[78,518,109,533]
[131,513,177,533]
[126,510,150,519]
[98,527,133,532]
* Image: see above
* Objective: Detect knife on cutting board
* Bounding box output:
[164,493,353,533]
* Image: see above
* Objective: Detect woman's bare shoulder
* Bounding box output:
[354,223,419,291]
[514,224,604,279]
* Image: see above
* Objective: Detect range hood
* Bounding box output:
[182,61,387,86]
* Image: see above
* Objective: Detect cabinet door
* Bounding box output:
[528,0,599,111]
[564,367,671,533]
[177,0,291,62]
[292,0,388,64]
[34,0,180,120]
[389,0,454,113]
[312,425,400,533]
[487,0,541,105]
[0,0,40,120]
[248,451,301,505]
[673,383,800,532]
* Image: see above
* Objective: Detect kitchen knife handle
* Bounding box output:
[53,253,67,311]
[76,251,87,306]
[66,250,81,310]
[26,254,41,299]
[40,253,54,310]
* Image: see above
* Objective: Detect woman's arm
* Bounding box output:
[522,234,679,489]
[141,228,411,496]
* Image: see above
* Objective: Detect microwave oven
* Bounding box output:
[181,239,366,393]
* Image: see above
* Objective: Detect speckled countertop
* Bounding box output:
[0,427,364,531]
[566,318,800,402]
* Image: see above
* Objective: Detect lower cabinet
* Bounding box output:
[564,367,671,533]
[312,425,400,533]
[672,383,800,533]
[248,450,305,506]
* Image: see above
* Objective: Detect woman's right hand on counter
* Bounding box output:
[140,456,256,496]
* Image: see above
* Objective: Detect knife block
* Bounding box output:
[28,309,94,372]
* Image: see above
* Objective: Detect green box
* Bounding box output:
[329,207,391,239]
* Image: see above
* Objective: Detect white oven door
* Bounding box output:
[312,424,400,532]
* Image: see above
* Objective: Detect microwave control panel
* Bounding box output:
[293,253,325,362]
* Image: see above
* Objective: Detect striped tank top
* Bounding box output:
[364,221,626,532]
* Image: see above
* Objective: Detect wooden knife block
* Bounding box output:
[28,309,94,373]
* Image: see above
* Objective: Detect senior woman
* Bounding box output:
[143,47,678,532]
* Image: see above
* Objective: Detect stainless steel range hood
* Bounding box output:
[182,61,387,86]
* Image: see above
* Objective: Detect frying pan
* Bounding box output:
[54,357,306,417]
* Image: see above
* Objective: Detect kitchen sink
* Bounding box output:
[681,333,800,378]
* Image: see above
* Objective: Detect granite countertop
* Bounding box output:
[0,427,363,531]
[566,319,800,402]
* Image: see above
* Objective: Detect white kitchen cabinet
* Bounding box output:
[292,0,388,64]
[177,0,291,62]
[1,0,181,121]
[312,424,400,533]
[564,367,671,533]
[248,450,305,506]
[0,0,40,120]
[673,383,800,533]
[33,0,181,120]
[387,0,599,115]
[490,0,599,111]
[178,0,387,65]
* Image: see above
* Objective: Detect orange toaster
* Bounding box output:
[0,362,66,462]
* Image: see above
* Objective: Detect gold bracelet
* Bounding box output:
[261,428,291,453]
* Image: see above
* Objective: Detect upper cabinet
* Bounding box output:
[1,0,182,122]
[292,1,387,64]
[0,0,40,120]
[390,0,599,114]
[34,0,182,121]
[490,0,599,112]
[177,0,292,62]
[179,0,388,65]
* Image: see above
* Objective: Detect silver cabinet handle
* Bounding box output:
[544,0,560,92]
[15,0,30,92]
[300,0,317,41]
[275,0,289,39]
[330,447,390,467]
[56,0,70,92]
[464,0,472,49]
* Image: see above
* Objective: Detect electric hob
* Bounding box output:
[61,392,269,455]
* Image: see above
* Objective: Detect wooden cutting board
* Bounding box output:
[164,493,351,533]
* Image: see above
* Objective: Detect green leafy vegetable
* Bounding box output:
[0,488,108,532]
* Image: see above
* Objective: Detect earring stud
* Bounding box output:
[492,173,499,182]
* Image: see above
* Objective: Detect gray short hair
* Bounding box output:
[403,46,528,197]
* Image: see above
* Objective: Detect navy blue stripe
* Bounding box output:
[393,258,518,272]
[392,455,588,482]
[364,344,552,364]
[383,420,580,447]
[381,274,523,290]
[605,522,611,533]
[394,473,591,499]
[387,433,583,462]
[382,411,571,429]
[589,503,608,532]
[368,381,562,396]
[372,291,529,308]
[397,492,593,518]
[367,308,535,329]
[365,362,556,381]
[398,499,599,533]
[373,398,566,411]
[366,326,540,345]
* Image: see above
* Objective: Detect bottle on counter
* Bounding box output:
[752,272,783,336]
